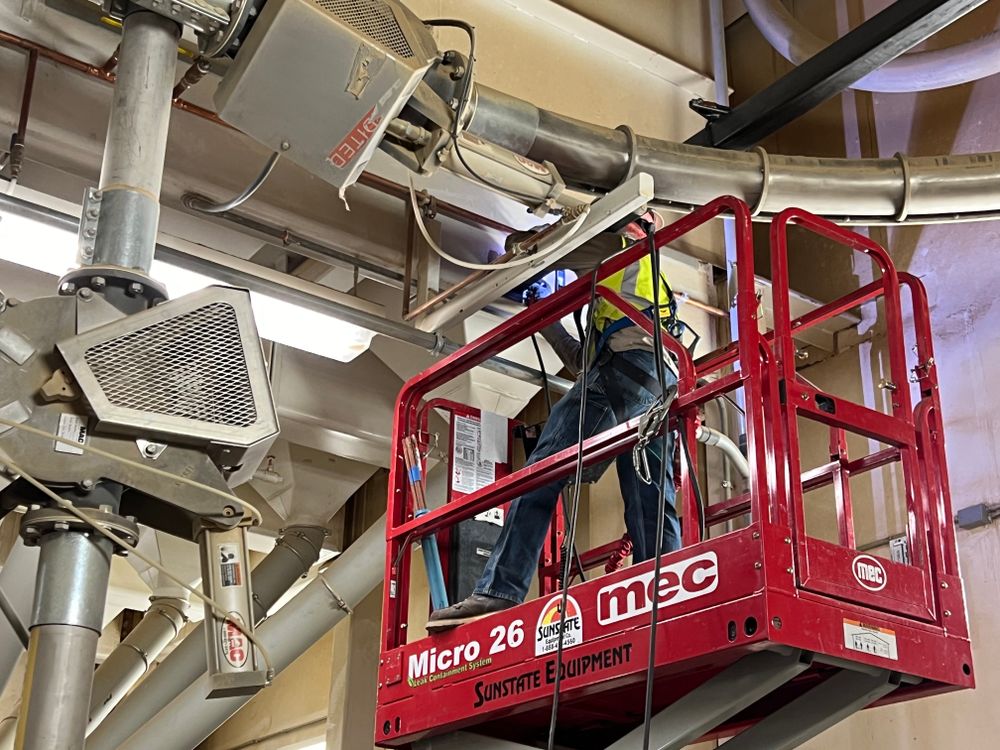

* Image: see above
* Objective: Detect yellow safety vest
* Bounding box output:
[591,239,674,350]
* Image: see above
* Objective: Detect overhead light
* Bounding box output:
[0,208,375,362]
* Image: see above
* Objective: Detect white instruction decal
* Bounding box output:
[54,413,88,455]
[474,507,504,527]
[452,415,495,494]
[843,619,898,660]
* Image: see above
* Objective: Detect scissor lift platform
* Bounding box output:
[375,198,973,749]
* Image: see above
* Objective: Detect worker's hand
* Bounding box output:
[523,280,553,306]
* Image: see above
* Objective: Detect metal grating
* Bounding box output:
[83,302,258,427]
[312,0,414,58]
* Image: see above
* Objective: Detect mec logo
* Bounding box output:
[597,551,718,625]
[852,554,887,592]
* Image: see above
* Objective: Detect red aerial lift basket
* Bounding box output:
[375,197,973,749]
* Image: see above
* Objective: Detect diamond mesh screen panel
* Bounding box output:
[83,302,258,427]
[313,0,414,58]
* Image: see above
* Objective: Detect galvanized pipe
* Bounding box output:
[86,525,327,750]
[114,517,386,750]
[467,85,1000,224]
[86,596,188,729]
[17,532,114,750]
[89,11,179,272]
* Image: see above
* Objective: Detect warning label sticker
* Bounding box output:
[218,544,243,588]
[54,413,88,455]
[452,415,495,494]
[843,619,898,660]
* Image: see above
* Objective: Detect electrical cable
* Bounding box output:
[531,333,553,415]
[641,222,673,750]
[0,416,263,526]
[425,18,555,203]
[186,151,280,214]
[546,270,600,750]
[0,447,275,680]
[408,175,589,270]
[530,330,587,586]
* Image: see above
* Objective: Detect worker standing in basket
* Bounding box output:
[427,211,681,631]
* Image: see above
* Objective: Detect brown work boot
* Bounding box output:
[426,594,518,633]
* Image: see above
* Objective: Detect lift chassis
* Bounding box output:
[376,197,973,749]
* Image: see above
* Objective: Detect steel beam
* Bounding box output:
[686,0,990,149]
[723,666,902,749]
[607,649,813,750]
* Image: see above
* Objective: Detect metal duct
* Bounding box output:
[744,0,1000,93]
[467,84,1000,224]
[86,525,327,749]
[112,515,386,750]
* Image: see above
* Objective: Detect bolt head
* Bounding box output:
[786,567,794,574]
[91,277,106,290]
[754,561,762,569]
[144,443,159,456]
[84,228,96,238]
[80,479,95,490]
[53,522,70,531]
[78,288,93,300]
[128,282,144,296]
[280,141,291,151]
[944,609,952,617]
[941,581,949,589]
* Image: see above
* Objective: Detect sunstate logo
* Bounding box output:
[596,551,719,625]
[535,595,583,655]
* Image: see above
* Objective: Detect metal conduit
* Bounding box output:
[113,516,387,750]
[744,0,1000,93]
[467,85,1000,224]
[86,525,327,749]
[0,193,572,396]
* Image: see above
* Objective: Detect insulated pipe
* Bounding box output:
[86,596,188,729]
[467,85,1000,223]
[0,542,39,694]
[85,525,327,749]
[696,424,751,481]
[114,516,386,750]
[88,11,179,272]
[744,0,1000,93]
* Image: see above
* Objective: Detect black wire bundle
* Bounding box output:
[545,271,600,750]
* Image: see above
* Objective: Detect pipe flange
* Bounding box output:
[750,146,772,217]
[894,152,913,223]
[59,265,169,307]
[615,124,639,185]
[20,507,140,554]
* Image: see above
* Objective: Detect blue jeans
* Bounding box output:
[474,349,680,603]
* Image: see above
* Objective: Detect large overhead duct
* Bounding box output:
[464,83,1000,224]
[744,0,1000,93]
[110,515,386,750]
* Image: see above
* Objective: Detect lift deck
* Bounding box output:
[375,197,973,749]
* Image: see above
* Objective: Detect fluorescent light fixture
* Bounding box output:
[0,209,375,362]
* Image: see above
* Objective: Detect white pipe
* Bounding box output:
[86,524,328,749]
[744,0,1000,93]
[86,596,188,729]
[114,516,386,750]
[696,424,750,481]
